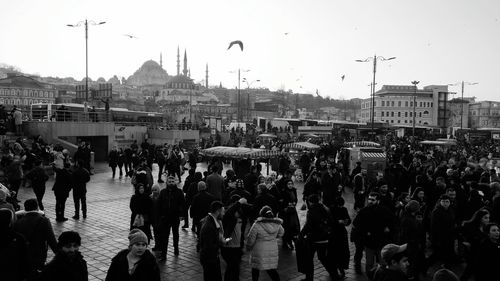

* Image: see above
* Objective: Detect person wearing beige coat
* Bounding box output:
[246,205,284,281]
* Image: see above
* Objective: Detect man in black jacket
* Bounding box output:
[72,160,91,220]
[13,199,58,274]
[157,176,185,260]
[190,181,216,242]
[352,192,396,274]
[52,163,72,222]
[199,201,225,281]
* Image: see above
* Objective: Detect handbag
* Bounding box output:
[132,214,145,227]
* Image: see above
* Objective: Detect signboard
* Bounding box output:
[469,130,491,144]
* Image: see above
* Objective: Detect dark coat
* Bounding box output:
[39,251,88,281]
[105,249,160,281]
[253,192,279,219]
[430,205,456,246]
[108,150,119,167]
[13,212,57,268]
[24,166,49,189]
[475,238,500,281]
[130,194,153,229]
[199,214,222,263]
[329,205,351,269]
[206,172,225,201]
[0,230,30,281]
[190,190,216,222]
[158,185,185,221]
[300,202,333,242]
[72,167,90,196]
[52,168,72,197]
[352,204,396,249]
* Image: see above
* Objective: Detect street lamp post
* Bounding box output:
[411,80,420,139]
[356,55,396,140]
[67,19,106,102]
[448,81,478,130]
[242,78,260,122]
[230,69,250,122]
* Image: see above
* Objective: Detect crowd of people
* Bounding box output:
[1,132,500,281]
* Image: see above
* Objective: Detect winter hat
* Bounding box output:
[128,229,148,246]
[432,269,459,281]
[58,231,81,248]
[259,206,274,218]
[405,200,420,213]
[381,243,407,264]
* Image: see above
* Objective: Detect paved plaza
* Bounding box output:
[18,163,368,281]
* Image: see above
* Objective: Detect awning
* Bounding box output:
[258,134,278,138]
[362,152,386,159]
[282,142,320,150]
[200,146,285,159]
[344,141,381,147]
[420,140,457,146]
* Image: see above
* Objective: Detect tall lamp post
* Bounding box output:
[230,69,250,122]
[448,81,478,130]
[242,78,260,121]
[356,55,396,139]
[411,80,420,139]
[67,19,106,102]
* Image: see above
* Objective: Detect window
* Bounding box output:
[398,112,401,117]
[391,112,394,117]
[431,102,433,107]
[404,120,408,123]
[420,102,423,107]
[405,112,408,117]
[419,112,422,117]
[405,101,408,107]
[391,120,394,123]
[410,112,412,117]
[423,110,429,115]
[398,120,401,123]
[381,112,385,117]
[382,101,385,106]
[391,101,395,106]
[398,101,401,106]
[374,101,377,107]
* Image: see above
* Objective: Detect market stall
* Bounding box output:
[282,141,320,151]
[344,141,382,148]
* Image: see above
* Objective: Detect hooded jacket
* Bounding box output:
[245,217,284,270]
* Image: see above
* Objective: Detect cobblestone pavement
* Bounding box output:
[17,162,451,281]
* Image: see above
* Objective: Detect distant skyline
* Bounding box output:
[1,0,499,101]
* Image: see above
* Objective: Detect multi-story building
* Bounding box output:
[0,73,56,107]
[360,84,450,127]
[469,101,500,128]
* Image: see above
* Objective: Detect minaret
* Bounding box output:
[205,63,209,88]
[176,46,180,76]
[183,49,188,76]
[160,52,163,68]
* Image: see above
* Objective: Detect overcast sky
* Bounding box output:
[1,0,499,100]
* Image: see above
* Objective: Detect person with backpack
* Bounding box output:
[13,199,57,277]
[23,159,49,210]
[298,193,338,281]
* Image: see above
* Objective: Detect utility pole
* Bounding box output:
[411,80,420,139]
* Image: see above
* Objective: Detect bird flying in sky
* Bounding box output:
[227,40,243,51]
[341,75,345,81]
[123,34,138,39]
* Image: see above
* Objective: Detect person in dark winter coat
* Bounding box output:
[190,181,217,233]
[280,179,299,250]
[157,176,185,259]
[72,159,91,219]
[399,200,424,280]
[0,209,30,281]
[105,229,160,281]
[199,201,226,281]
[328,196,351,278]
[130,184,153,243]
[52,163,73,222]
[230,179,252,203]
[352,192,396,274]
[321,166,341,207]
[39,231,88,281]
[299,194,337,281]
[474,223,500,281]
[253,184,279,221]
[150,184,162,250]
[23,159,49,210]
[13,199,57,273]
[108,147,119,178]
[460,209,490,281]
[428,194,457,268]
[301,171,321,210]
